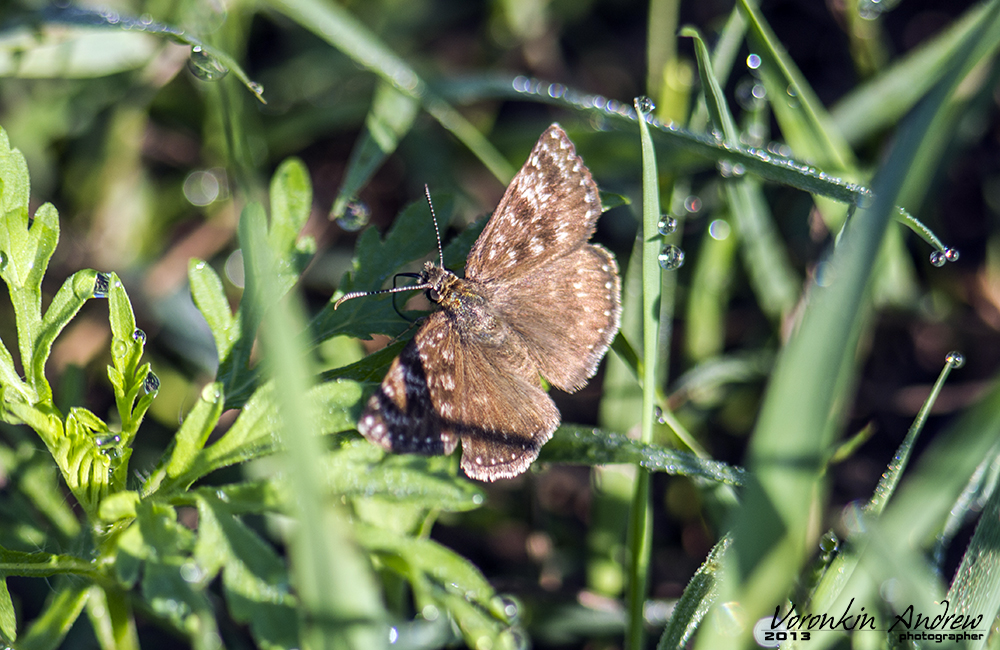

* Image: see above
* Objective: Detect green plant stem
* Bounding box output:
[626,104,663,650]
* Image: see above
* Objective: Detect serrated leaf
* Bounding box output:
[327,437,483,512]
[194,494,298,650]
[356,524,510,648]
[540,426,746,485]
[269,157,315,297]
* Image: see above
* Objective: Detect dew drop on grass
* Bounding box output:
[709,219,731,240]
[657,215,678,235]
[929,251,947,267]
[634,95,655,114]
[746,53,762,69]
[944,247,960,262]
[143,371,160,394]
[658,245,685,270]
[187,46,229,81]
[819,531,839,553]
[337,199,371,232]
[93,272,112,298]
[946,351,965,368]
[112,339,128,358]
[94,433,121,447]
[132,329,146,345]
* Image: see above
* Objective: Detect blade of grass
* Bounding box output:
[242,204,386,650]
[625,100,662,650]
[264,0,514,183]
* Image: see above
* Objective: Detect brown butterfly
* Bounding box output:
[336,124,621,481]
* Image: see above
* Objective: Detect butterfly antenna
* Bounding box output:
[425,184,445,268]
[334,281,432,310]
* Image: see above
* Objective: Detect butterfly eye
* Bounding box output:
[427,288,441,302]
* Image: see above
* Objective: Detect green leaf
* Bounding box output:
[656,536,731,650]
[17,580,88,650]
[326,437,484,511]
[0,24,157,78]
[194,494,298,650]
[0,575,14,643]
[164,382,225,485]
[30,269,98,404]
[356,524,512,649]
[332,81,420,219]
[269,157,316,296]
[0,547,94,578]
[181,379,363,484]
[188,259,238,364]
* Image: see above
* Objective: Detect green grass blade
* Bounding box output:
[243,203,386,650]
[831,2,995,144]
[264,0,514,182]
[683,26,800,319]
[332,81,420,219]
[540,426,745,485]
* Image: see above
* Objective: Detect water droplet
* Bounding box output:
[472,493,484,505]
[718,160,734,177]
[858,0,884,20]
[944,247,960,262]
[929,251,947,267]
[657,215,677,235]
[684,196,702,213]
[94,433,121,447]
[132,329,146,345]
[0,251,6,271]
[732,163,746,177]
[215,489,230,503]
[248,81,264,96]
[499,595,520,621]
[946,351,965,368]
[819,531,839,553]
[658,244,685,270]
[337,200,370,232]
[201,383,222,401]
[708,219,731,240]
[93,272,112,298]
[112,339,128,358]
[187,46,229,81]
[388,627,399,644]
[634,96,656,114]
[747,53,762,69]
[143,372,160,394]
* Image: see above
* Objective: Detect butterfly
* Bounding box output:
[337,124,621,481]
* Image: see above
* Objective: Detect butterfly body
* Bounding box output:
[356,125,621,481]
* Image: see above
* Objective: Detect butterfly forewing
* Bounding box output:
[492,244,621,392]
[466,125,602,282]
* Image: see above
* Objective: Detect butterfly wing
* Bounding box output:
[357,318,459,457]
[465,124,602,283]
[490,243,621,392]
[358,312,558,481]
